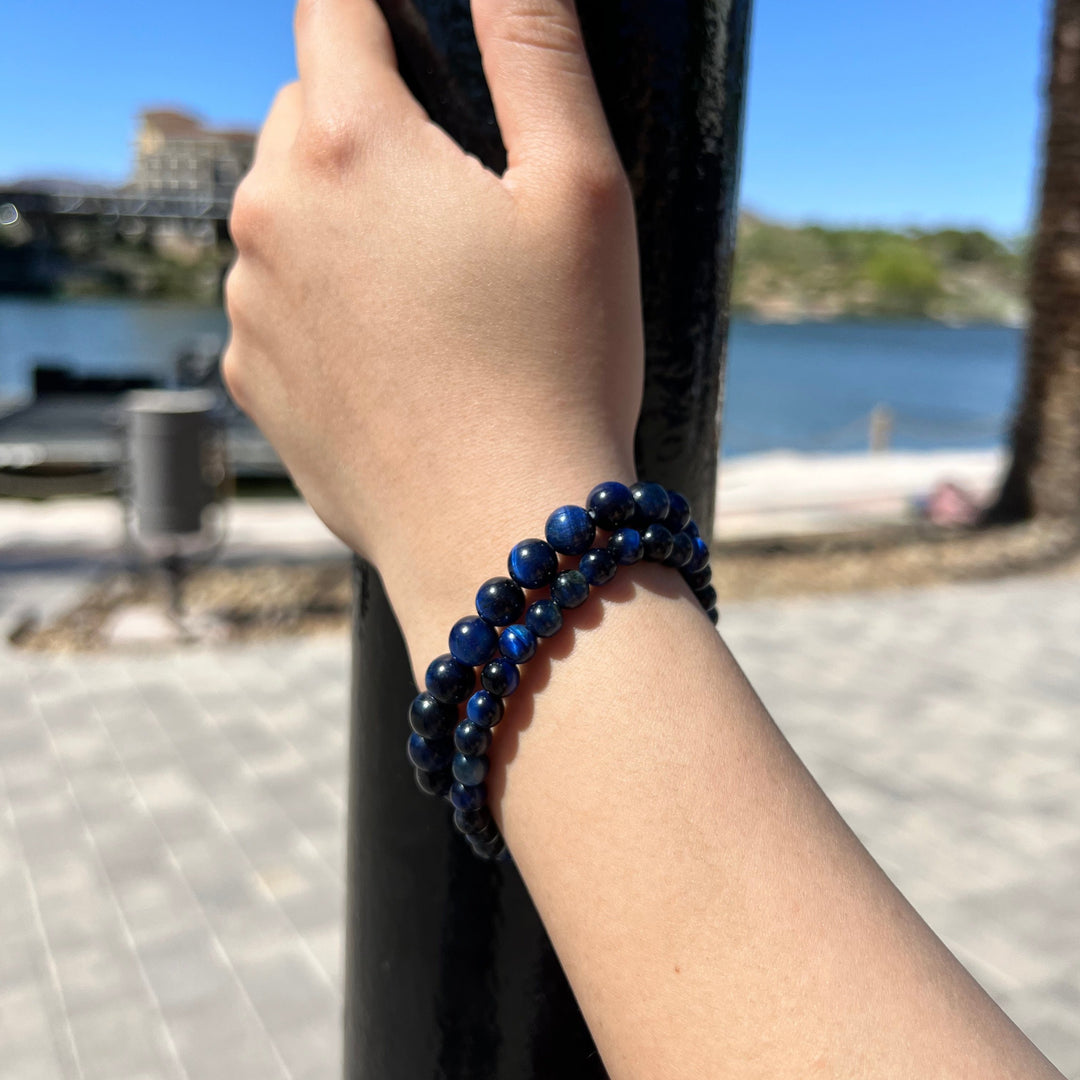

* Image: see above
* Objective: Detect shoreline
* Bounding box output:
[717,446,1005,539]
[0,446,1009,556]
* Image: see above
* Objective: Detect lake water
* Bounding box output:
[0,297,1024,457]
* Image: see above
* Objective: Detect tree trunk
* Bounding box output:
[989,0,1080,523]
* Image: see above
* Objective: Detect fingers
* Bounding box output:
[470,0,616,176]
[293,0,411,109]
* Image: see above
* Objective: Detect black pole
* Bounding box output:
[345,2,752,1076]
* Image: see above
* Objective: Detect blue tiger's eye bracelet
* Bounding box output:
[406,481,718,861]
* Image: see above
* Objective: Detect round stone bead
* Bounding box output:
[665,489,692,532]
[414,766,452,798]
[551,569,589,609]
[453,752,489,787]
[508,538,559,589]
[499,624,537,664]
[468,833,506,860]
[480,657,519,698]
[683,564,712,591]
[475,576,525,627]
[425,654,475,704]
[694,584,718,611]
[450,781,487,812]
[453,806,493,836]
[630,481,671,525]
[544,505,596,555]
[685,535,710,573]
[641,523,674,562]
[526,598,563,638]
[466,690,504,729]
[663,530,693,568]
[579,547,617,586]
[454,720,492,757]
[407,732,453,772]
[707,607,720,626]
[608,527,643,565]
[408,692,457,739]
[684,519,700,540]
[449,616,498,667]
[586,481,636,530]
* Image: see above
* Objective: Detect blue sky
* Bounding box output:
[1,0,1046,235]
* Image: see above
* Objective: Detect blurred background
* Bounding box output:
[1,0,1078,1078]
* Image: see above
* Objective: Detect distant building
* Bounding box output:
[132,109,254,202]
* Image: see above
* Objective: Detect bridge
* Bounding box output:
[0,184,234,293]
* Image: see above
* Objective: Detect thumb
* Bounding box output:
[470,0,615,176]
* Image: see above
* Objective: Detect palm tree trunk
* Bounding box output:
[989,0,1080,523]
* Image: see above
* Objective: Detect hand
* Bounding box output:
[223,0,644,659]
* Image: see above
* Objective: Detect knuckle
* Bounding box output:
[219,341,249,412]
[296,112,361,174]
[222,262,246,324]
[228,179,272,252]
[567,150,633,214]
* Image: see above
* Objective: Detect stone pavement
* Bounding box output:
[1,572,1078,1079]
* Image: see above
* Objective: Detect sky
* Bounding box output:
[0,0,1047,236]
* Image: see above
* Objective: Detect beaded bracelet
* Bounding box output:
[406,481,717,861]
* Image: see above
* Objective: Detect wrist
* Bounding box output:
[374,450,637,687]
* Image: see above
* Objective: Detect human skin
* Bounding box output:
[223,0,1064,1076]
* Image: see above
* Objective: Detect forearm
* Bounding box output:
[384,493,1061,1080]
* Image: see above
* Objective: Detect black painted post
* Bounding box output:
[345,2,752,1076]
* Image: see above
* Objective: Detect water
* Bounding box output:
[0,297,1024,456]
[0,296,228,397]
[723,319,1023,457]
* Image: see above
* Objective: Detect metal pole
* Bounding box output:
[346,2,752,1076]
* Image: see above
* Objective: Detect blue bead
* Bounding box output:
[450,780,487,812]
[665,489,692,532]
[425,654,475,704]
[630,482,670,525]
[683,564,712,591]
[468,832,506,860]
[408,692,457,739]
[695,584,718,611]
[507,538,559,589]
[407,732,453,772]
[453,752,489,786]
[608,527,643,565]
[499,624,537,664]
[449,616,498,667]
[480,657,519,698]
[544,505,596,555]
[684,519,700,540]
[414,766,452,798]
[454,720,492,756]
[579,547,617,586]
[707,608,720,626]
[586,481,635,529]
[685,535,710,573]
[526,599,563,638]
[453,806,493,836]
[466,690,504,728]
[551,569,589,609]
[664,530,693,568]
[475,576,525,627]
[641,523,674,561]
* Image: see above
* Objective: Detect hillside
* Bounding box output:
[731,214,1027,325]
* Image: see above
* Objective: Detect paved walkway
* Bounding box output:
[1,572,1077,1079]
